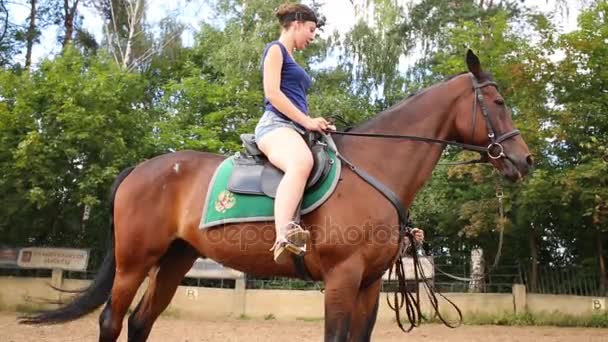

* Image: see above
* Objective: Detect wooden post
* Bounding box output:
[51,268,64,303]
[512,284,527,315]
[469,248,485,292]
[233,276,246,317]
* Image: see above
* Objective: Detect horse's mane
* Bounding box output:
[343,71,495,135]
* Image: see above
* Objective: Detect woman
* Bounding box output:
[254,3,333,264]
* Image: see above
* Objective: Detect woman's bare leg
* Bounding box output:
[257,127,313,259]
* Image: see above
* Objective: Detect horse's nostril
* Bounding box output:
[526,155,534,167]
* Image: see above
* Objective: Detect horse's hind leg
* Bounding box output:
[347,279,382,342]
[127,239,199,342]
[99,262,151,342]
[99,219,170,341]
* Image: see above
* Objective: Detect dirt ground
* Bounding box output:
[1,312,607,342]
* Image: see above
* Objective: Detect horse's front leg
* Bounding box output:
[323,261,363,342]
[348,278,382,342]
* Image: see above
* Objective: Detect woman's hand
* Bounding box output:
[411,228,425,244]
[303,117,336,132]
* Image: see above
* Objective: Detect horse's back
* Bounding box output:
[112,150,225,255]
[136,149,225,170]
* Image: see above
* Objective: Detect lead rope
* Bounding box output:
[433,176,506,281]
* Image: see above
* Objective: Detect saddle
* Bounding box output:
[227,132,333,198]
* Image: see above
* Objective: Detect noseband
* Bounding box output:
[331,73,521,161]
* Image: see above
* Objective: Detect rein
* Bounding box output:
[330,73,521,162]
[329,130,490,154]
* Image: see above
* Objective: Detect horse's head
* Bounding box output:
[452,50,533,181]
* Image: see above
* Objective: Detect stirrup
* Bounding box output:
[284,221,310,247]
[270,239,305,265]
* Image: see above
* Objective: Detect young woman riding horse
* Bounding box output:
[254,3,335,264]
[20,5,533,342]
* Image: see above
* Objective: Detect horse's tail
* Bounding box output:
[20,166,136,325]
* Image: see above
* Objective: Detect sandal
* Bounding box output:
[270,239,305,264]
[284,221,310,247]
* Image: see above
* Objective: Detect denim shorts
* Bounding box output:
[254,110,306,142]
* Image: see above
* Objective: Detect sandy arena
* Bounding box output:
[1,313,606,342]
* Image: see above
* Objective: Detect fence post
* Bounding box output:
[51,268,64,303]
[512,283,527,315]
[233,276,246,316]
[469,249,484,292]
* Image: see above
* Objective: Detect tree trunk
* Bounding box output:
[25,0,37,69]
[598,230,607,296]
[528,226,539,292]
[62,0,80,49]
[1,0,9,44]
[122,0,143,69]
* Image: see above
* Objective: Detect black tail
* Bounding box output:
[19,166,136,325]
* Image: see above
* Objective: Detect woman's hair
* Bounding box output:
[275,3,324,29]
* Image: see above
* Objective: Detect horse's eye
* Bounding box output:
[495,98,505,106]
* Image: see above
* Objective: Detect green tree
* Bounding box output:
[550,0,608,293]
[0,48,153,253]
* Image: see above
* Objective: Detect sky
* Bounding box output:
[7,0,582,66]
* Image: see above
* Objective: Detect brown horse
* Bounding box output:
[21,51,532,341]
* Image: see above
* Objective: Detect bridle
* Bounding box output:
[470,73,521,159]
[331,73,521,161]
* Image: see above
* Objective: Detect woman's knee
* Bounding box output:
[286,151,313,176]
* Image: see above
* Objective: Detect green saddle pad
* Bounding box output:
[199,150,341,229]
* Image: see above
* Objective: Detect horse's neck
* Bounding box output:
[340,80,464,207]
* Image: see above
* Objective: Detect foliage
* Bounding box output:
[460,310,608,328]
[0,47,153,251]
[0,0,606,292]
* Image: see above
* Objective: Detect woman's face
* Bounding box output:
[292,20,317,50]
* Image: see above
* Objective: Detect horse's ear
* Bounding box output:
[466,49,482,79]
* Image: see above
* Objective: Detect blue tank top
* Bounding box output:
[262,41,312,126]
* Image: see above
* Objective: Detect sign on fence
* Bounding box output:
[17,248,89,271]
[186,258,244,279]
[592,298,606,312]
[0,248,19,268]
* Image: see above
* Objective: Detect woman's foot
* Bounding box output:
[271,239,305,264]
[270,222,310,264]
[284,221,310,247]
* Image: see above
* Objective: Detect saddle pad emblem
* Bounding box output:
[215,191,236,213]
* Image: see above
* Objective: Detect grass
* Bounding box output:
[160,309,182,319]
[295,316,324,322]
[417,310,608,328]
[466,311,608,328]
[14,303,47,314]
